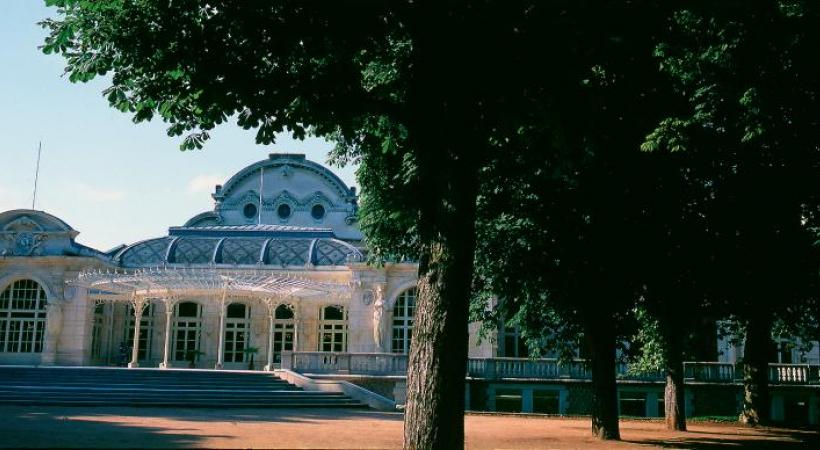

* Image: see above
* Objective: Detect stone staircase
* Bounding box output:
[0,366,365,408]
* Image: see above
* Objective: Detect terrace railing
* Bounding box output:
[284,352,820,385]
[286,351,407,376]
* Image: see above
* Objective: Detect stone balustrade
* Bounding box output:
[284,352,820,385]
[286,351,408,376]
[684,362,736,381]
[769,364,817,383]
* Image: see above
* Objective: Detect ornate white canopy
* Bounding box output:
[72,267,351,302]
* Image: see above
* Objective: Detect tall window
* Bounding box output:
[0,280,48,353]
[391,288,416,354]
[173,302,202,361]
[91,303,105,359]
[318,305,347,352]
[125,303,154,361]
[498,324,527,358]
[273,304,295,363]
[224,303,250,363]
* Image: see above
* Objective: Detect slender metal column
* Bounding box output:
[160,301,174,369]
[215,289,227,369]
[128,298,144,368]
[265,310,275,371]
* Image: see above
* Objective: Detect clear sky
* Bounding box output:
[0,2,356,251]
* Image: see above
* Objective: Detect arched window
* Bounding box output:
[273,304,295,363]
[173,302,202,361]
[318,305,347,352]
[224,303,250,363]
[0,280,48,353]
[125,303,154,361]
[391,288,416,354]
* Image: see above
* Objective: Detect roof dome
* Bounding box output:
[114,225,363,268]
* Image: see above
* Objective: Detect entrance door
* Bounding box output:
[172,302,202,366]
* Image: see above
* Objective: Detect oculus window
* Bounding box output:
[277,204,292,220]
[243,203,257,219]
[311,204,326,220]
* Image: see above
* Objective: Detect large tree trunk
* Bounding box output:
[402,4,483,448]
[586,320,621,440]
[403,236,475,449]
[663,330,687,431]
[402,138,478,449]
[740,313,772,426]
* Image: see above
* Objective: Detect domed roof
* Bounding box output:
[114,225,363,268]
[0,209,77,235]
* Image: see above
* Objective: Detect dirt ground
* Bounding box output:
[0,406,817,449]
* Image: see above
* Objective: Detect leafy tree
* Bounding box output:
[630,147,716,431]
[644,2,820,425]
[41,0,627,446]
[472,2,680,439]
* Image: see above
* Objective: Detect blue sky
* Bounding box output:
[0,2,356,251]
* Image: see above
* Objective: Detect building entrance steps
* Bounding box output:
[0,366,366,408]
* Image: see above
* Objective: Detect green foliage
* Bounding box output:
[627,307,666,375]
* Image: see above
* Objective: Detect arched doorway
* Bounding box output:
[223,302,251,368]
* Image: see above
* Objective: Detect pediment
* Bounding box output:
[2,216,45,233]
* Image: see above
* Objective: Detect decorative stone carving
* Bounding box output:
[3,215,44,233]
[281,164,293,177]
[64,285,77,301]
[372,283,387,352]
[362,290,373,306]
[2,231,46,256]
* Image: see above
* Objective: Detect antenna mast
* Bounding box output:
[31,141,42,210]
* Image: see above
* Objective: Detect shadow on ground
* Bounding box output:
[0,409,215,448]
[626,426,820,450]
[0,406,401,449]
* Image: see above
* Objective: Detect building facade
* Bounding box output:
[2,153,818,423]
[0,154,476,369]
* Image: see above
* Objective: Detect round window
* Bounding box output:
[277,203,292,219]
[243,203,257,219]
[311,204,326,220]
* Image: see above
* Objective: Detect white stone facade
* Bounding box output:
[0,154,497,369]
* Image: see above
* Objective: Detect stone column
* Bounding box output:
[128,299,144,368]
[159,302,174,369]
[264,309,275,371]
[215,294,227,369]
[41,302,64,365]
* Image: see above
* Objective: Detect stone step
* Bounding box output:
[0,399,365,408]
[0,367,365,409]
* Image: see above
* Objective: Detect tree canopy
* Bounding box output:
[42,0,820,444]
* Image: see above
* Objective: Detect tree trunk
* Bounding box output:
[740,313,772,426]
[586,320,621,440]
[402,4,482,448]
[663,335,687,431]
[403,238,474,449]
[402,150,478,448]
